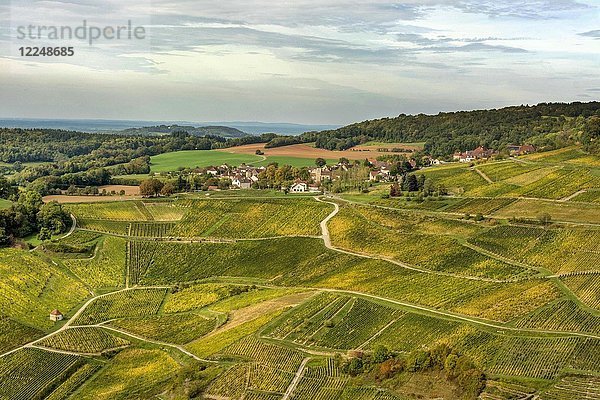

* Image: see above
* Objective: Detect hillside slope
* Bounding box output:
[302,102,600,157]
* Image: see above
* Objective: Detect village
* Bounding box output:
[144,143,537,193]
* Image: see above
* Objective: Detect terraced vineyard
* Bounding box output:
[514,300,600,334]
[170,198,332,238]
[0,348,82,399]
[2,161,600,399]
[38,327,130,353]
[74,288,167,325]
[540,375,600,400]
[63,235,127,289]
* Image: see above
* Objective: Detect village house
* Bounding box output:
[310,166,333,183]
[231,176,252,189]
[453,146,497,162]
[290,181,308,193]
[369,170,381,181]
[49,309,63,322]
[508,144,536,156]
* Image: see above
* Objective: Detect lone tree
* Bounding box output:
[140,179,164,197]
[315,157,326,167]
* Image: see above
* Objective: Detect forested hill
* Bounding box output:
[117,125,248,138]
[301,102,600,157]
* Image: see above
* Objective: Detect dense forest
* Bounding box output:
[0,130,280,187]
[301,102,600,157]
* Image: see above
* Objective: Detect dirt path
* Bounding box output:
[314,197,516,283]
[59,214,77,239]
[0,286,170,359]
[97,325,213,363]
[560,190,586,202]
[358,317,400,350]
[473,167,494,183]
[282,357,310,400]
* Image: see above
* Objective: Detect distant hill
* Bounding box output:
[0,119,339,136]
[301,102,600,157]
[117,124,248,138]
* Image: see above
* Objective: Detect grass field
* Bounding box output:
[150,150,264,172]
[491,199,600,224]
[0,198,11,209]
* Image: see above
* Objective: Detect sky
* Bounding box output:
[0,0,598,125]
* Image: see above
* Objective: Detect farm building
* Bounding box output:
[49,309,64,322]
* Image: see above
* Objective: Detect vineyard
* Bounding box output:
[476,161,541,182]
[1,167,599,399]
[0,249,88,329]
[170,198,332,238]
[0,317,42,354]
[444,197,516,215]
[45,363,101,400]
[0,348,82,400]
[77,218,130,235]
[38,327,130,353]
[470,225,600,274]
[74,288,167,325]
[489,336,580,379]
[111,312,220,344]
[327,204,530,280]
[266,294,401,350]
[570,189,600,203]
[492,198,600,224]
[74,348,181,400]
[514,300,600,335]
[540,375,600,400]
[67,201,150,221]
[367,313,461,352]
[63,235,126,289]
[561,274,600,309]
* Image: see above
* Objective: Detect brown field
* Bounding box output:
[217,143,411,160]
[352,142,425,152]
[43,185,141,203]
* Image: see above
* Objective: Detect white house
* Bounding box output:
[290,182,308,193]
[49,309,63,322]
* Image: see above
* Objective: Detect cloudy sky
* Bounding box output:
[0,0,598,124]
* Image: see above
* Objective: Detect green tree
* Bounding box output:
[160,182,176,196]
[140,179,164,197]
[315,157,326,167]
[37,201,70,234]
[372,345,391,363]
[37,227,52,241]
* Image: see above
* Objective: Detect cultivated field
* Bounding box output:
[1,149,599,398]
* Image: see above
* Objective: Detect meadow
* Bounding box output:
[0,198,11,209]
[150,150,264,172]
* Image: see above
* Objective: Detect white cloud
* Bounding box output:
[0,0,598,124]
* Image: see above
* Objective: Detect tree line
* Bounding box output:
[300,102,600,157]
[0,177,70,246]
